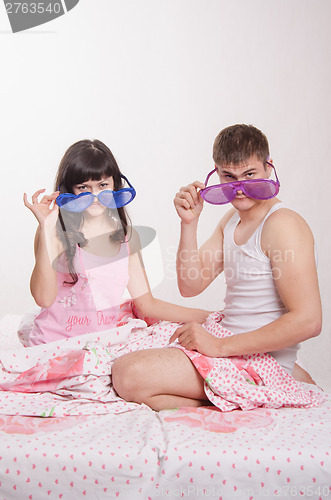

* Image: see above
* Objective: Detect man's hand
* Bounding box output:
[174,181,205,225]
[169,322,223,357]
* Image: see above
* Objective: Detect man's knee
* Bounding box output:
[112,354,145,402]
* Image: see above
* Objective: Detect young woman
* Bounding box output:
[23,139,209,345]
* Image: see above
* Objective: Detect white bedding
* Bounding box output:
[0,314,330,500]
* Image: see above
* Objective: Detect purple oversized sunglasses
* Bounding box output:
[199,162,280,205]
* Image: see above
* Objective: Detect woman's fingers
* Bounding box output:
[23,192,33,208]
[25,190,59,207]
[40,194,58,205]
[23,190,60,225]
[31,189,46,204]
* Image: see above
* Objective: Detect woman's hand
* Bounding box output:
[23,189,60,228]
[169,322,223,357]
[174,181,205,225]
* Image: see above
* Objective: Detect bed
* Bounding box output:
[0,313,330,500]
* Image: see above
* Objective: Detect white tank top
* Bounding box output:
[221,202,299,374]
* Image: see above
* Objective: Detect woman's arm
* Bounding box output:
[30,225,61,307]
[127,229,210,324]
[24,190,62,308]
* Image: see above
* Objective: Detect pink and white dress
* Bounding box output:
[29,243,131,345]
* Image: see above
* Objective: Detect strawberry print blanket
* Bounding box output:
[0,312,325,417]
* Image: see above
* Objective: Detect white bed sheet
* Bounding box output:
[0,314,330,500]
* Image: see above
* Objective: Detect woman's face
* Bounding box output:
[72,176,114,217]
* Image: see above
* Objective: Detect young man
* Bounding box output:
[112,124,321,410]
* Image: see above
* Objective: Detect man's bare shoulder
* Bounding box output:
[199,207,236,251]
[264,207,312,232]
[207,207,237,242]
[262,207,314,251]
[219,207,237,234]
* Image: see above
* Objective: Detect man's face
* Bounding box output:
[216,156,271,210]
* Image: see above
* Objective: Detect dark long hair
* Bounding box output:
[55,139,131,285]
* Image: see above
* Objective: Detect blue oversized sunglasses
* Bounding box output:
[56,175,136,212]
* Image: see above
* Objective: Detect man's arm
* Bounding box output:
[177,218,224,296]
[171,209,322,357]
[220,209,322,356]
[174,181,235,296]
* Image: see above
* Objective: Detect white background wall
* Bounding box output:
[0,0,330,389]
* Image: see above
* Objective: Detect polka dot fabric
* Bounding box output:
[0,401,330,499]
[171,312,326,411]
[0,313,330,499]
[0,312,325,418]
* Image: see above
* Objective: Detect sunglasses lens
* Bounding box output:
[113,190,135,208]
[201,185,235,204]
[58,193,93,212]
[98,189,135,209]
[98,190,116,208]
[244,181,279,200]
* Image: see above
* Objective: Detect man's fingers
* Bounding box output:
[187,184,201,204]
[169,324,187,343]
[191,181,205,190]
[175,193,190,210]
[169,330,180,343]
[179,182,205,202]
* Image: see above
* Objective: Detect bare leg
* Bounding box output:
[292,362,316,385]
[111,348,210,411]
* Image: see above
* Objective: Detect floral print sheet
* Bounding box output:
[0,312,325,418]
[0,314,330,499]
